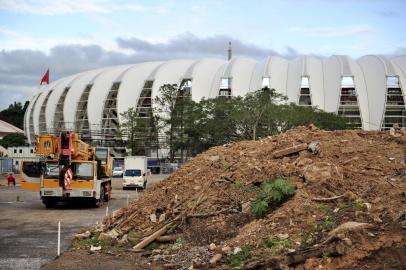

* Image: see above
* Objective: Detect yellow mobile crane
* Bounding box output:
[20,132,112,208]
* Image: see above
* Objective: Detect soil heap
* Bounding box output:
[90,126,406,269]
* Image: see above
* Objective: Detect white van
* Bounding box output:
[123,156,147,189]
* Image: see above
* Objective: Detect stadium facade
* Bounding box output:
[24,55,406,147]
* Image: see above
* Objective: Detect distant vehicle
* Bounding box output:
[123,156,147,189]
[112,167,123,177]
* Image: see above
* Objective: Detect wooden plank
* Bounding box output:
[272,143,308,158]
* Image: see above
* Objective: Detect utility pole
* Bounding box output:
[228,41,232,60]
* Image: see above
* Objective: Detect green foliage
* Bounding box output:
[318,204,336,232]
[226,246,253,269]
[251,177,295,218]
[119,107,160,156]
[266,236,294,255]
[127,231,142,246]
[0,101,29,129]
[120,86,349,161]
[251,199,269,218]
[0,133,28,148]
[261,177,296,202]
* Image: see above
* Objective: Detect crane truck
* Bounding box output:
[19,131,113,208]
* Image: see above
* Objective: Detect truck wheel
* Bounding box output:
[94,186,105,207]
[104,182,111,202]
[43,198,57,208]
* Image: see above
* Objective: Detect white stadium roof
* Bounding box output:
[24,55,406,144]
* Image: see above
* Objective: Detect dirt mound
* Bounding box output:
[88,126,406,269]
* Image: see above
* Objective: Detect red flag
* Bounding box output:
[40,69,49,85]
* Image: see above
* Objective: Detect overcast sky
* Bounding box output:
[0,0,405,110]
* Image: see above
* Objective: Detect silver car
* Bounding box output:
[112,167,123,177]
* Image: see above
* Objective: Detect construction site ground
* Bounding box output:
[0,174,167,270]
[40,127,406,270]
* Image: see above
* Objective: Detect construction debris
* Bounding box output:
[74,126,405,269]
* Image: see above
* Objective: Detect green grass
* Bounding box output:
[337,201,367,212]
[266,236,294,255]
[226,246,254,269]
[73,235,101,248]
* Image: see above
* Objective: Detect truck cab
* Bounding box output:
[123,156,147,189]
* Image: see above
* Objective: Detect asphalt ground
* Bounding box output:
[0,174,166,270]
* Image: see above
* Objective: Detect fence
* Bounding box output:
[0,158,13,173]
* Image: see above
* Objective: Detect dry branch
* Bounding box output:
[187,207,234,218]
[321,221,373,245]
[132,222,174,250]
[156,235,179,242]
[286,242,347,266]
[312,194,345,201]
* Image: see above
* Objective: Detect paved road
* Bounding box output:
[0,175,166,270]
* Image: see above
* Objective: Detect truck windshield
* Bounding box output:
[95,148,108,164]
[125,169,141,177]
[72,163,94,180]
[44,163,60,179]
[22,161,42,177]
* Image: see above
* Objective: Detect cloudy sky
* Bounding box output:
[0,0,405,110]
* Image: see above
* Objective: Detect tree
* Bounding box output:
[155,84,196,162]
[120,107,161,156]
[236,88,287,140]
[0,101,29,129]
[0,133,28,148]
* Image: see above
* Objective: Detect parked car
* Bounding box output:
[112,167,123,177]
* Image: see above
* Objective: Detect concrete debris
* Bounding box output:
[303,162,334,183]
[98,229,120,241]
[150,213,157,223]
[90,245,101,251]
[233,247,242,254]
[209,253,222,264]
[208,155,220,161]
[307,141,320,154]
[118,234,128,245]
[74,231,91,239]
[277,233,289,240]
[208,243,217,251]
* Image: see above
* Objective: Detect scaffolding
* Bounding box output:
[53,87,70,131]
[38,90,53,134]
[337,77,362,129]
[74,84,93,140]
[28,94,42,143]
[381,76,406,130]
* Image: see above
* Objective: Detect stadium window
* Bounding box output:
[386,76,400,88]
[19,149,22,153]
[219,77,232,98]
[262,77,270,89]
[14,149,17,154]
[299,76,311,106]
[179,79,192,97]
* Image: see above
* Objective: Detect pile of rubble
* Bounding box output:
[82,126,406,269]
